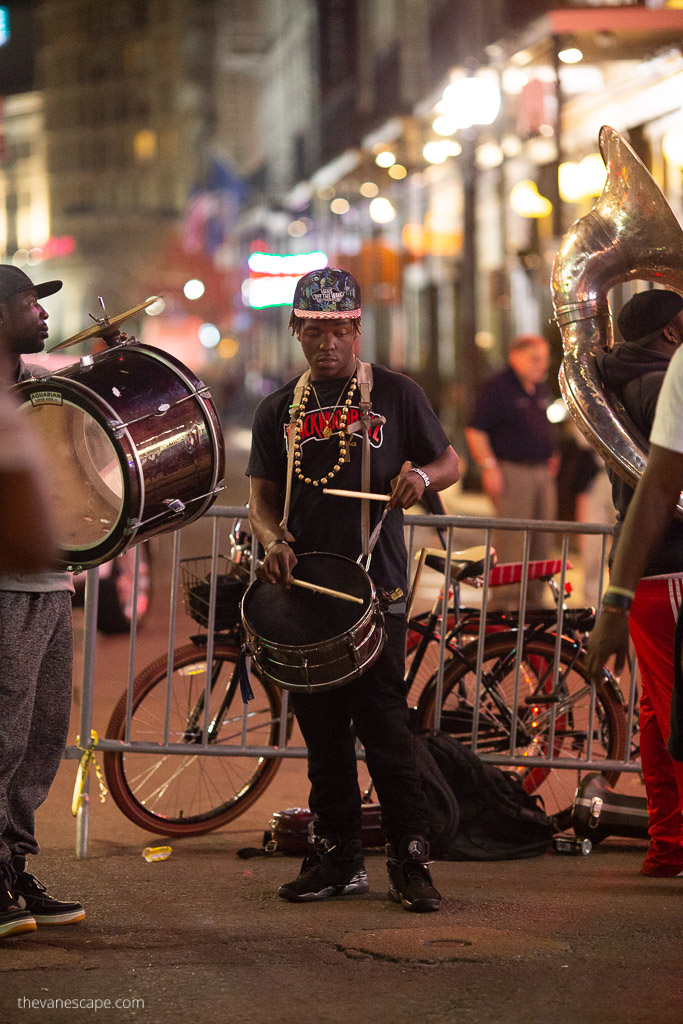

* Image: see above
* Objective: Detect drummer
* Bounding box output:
[0,266,85,939]
[247,268,460,911]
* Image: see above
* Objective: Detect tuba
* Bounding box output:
[552,125,683,514]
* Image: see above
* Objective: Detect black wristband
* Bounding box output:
[602,589,632,612]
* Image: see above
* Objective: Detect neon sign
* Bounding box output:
[242,250,328,309]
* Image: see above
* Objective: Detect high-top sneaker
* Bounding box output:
[11,856,85,926]
[278,836,369,902]
[386,836,441,912]
[0,863,36,938]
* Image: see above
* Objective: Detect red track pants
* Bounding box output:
[629,576,683,876]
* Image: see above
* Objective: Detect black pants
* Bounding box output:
[291,614,430,847]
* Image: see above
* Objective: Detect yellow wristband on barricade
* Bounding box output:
[72,729,109,816]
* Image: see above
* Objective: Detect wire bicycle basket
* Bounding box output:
[180,555,250,630]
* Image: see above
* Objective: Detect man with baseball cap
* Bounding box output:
[247,267,460,911]
[594,287,683,877]
[0,265,85,937]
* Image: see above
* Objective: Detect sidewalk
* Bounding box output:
[1,736,680,1024]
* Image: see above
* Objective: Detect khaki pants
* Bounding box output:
[489,460,557,610]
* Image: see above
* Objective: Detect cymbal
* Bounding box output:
[49,297,161,351]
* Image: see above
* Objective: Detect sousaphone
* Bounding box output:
[551,125,683,514]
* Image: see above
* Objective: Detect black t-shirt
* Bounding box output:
[467,366,556,463]
[247,364,451,595]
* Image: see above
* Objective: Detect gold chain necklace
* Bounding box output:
[293,374,358,487]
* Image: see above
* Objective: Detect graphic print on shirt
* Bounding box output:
[284,403,385,452]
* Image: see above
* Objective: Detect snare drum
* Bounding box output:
[14,342,225,570]
[241,552,385,693]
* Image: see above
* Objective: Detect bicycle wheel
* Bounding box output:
[103,642,289,836]
[415,632,627,818]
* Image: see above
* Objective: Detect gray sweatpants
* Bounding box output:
[0,591,73,863]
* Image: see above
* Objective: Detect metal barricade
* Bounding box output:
[67,505,639,858]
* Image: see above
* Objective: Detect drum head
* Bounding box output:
[243,552,373,647]
[20,397,128,555]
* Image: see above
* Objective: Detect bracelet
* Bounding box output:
[602,604,630,616]
[410,466,431,489]
[264,538,290,556]
[602,589,633,612]
[605,585,636,600]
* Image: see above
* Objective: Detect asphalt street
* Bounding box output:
[1,428,680,1024]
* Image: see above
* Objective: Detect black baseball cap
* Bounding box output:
[0,265,63,304]
[617,289,683,344]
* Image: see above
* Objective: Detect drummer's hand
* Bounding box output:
[387,468,427,510]
[584,609,630,685]
[257,542,298,585]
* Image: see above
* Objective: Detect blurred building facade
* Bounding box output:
[0,0,681,431]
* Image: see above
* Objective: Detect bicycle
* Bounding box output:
[103,525,294,837]
[103,530,631,836]
[404,545,630,820]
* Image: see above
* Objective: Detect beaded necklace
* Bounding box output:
[292,373,358,487]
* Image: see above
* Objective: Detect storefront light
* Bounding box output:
[578,152,606,196]
[509,180,552,218]
[441,74,501,128]
[388,164,407,180]
[558,162,584,203]
[368,197,396,224]
[662,128,683,168]
[423,139,462,164]
[558,46,583,64]
[475,142,504,170]
[432,115,460,136]
[501,67,528,96]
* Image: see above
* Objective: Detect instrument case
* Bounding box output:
[571,772,649,844]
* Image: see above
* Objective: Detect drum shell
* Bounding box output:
[15,343,225,570]
[241,552,386,693]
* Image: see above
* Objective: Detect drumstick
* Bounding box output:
[289,578,363,604]
[323,488,390,502]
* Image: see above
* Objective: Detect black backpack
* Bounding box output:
[414,732,556,861]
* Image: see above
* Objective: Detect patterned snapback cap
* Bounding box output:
[292,268,361,319]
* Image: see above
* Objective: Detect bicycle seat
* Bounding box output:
[420,545,495,582]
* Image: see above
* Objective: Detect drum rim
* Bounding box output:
[16,382,139,569]
[241,550,378,655]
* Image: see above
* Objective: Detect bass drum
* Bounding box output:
[14,342,225,570]
[241,552,385,693]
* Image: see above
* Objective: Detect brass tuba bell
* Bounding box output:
[552,125,683,514]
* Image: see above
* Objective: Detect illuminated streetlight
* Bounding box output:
[558,45,583,64]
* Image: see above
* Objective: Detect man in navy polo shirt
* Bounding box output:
[465,334,558,607]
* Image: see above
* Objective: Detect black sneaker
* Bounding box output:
[387,836,441,913]
[278,837,369,902]
[11,857,85,926]
[0,865,36,938]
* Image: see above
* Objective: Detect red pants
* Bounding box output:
[629,577,683,875]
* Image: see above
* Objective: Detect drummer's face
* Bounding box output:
[2,289,49,355]
[297,318,358,380]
